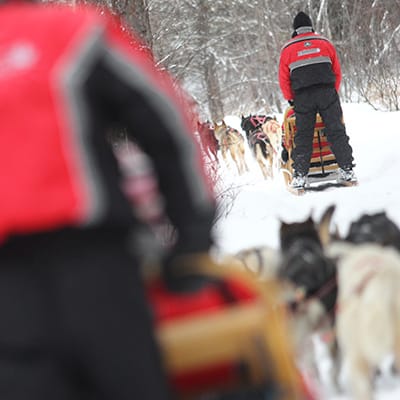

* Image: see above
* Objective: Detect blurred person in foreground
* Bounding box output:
[279,11,356,189]
[0,0,215,399]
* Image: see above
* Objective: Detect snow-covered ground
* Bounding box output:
[212,103,400,399]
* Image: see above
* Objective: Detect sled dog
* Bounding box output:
[213,120,248,175]
[278,206,340,388]
[327,211,400,400]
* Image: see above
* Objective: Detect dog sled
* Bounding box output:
[281,107,356,195]
[145,257,316,399]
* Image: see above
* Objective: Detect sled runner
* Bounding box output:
[282,106,356,195]
[145,257,315,399]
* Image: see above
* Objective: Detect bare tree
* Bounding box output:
[196,0,225,120]
[62,0,400,113]
[125,0,153,49]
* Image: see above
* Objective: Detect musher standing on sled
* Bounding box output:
[279,11,356,189]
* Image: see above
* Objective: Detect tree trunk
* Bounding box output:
[204,53,225,121]
[197,0,224,121]
[121,0,153,50]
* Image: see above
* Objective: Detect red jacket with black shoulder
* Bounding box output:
[278,32,342,100]
[0,2,215,247]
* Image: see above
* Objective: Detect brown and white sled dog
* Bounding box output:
[213,120,249,175]
[262,118,283,178]
[327,241,400,400]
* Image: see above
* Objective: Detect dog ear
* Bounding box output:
[305,215,316,231]
[305,209,314,223]
[318,204,336,247]
[279,219,289,229]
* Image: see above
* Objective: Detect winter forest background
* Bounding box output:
[54,0,400,119]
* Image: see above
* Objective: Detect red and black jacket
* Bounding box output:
[278,32,342,100]
[0,2,214,248]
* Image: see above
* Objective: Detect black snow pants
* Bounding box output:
[0,227,171,400]
[291,85,354,176]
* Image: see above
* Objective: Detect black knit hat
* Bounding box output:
[292,12,313,37]
[293,11,313,30]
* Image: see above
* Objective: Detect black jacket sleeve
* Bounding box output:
[85,49,215,252]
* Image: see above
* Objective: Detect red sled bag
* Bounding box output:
[145,257,313,399]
